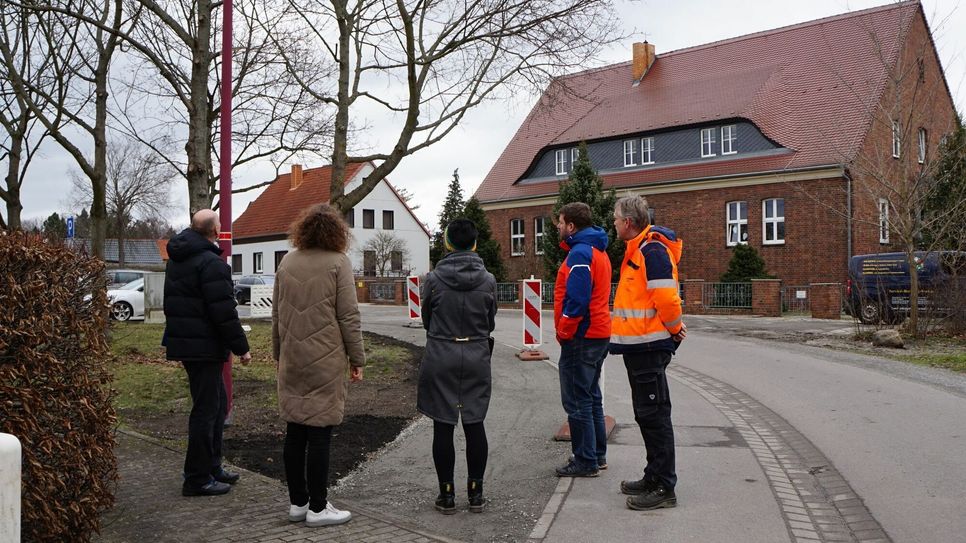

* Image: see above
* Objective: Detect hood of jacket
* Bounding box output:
[166,228,223,263]
[433,251,490,291]
[645,225,683,264]
[560,225,609,252]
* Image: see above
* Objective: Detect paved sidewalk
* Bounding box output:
[98,306,930,542]
[95,430,459,543]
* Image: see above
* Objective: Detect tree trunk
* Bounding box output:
[185,0,214,215]
[116,212,126,266]
[906,243,920,337]
[4,131,23,231]
[329,1,352,211]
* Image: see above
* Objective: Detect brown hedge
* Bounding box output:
[0,232,118,542]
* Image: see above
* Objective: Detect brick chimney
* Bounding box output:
[290,164,303,190]
[632,41,656,82]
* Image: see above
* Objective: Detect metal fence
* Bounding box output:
[702,282,752,308]
[495,283,520,304]
[781,285,810,313]
[498,281,623,307]
[369,282,396,301]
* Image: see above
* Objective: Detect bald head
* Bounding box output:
[191,209,220,241]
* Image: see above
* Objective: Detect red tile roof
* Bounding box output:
[232,163,365,239]
[475,1,921,203]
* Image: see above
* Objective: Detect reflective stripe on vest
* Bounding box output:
[610,330,672,344]
[613,308,658,319]
[611,227,680,347]
[646,278,678,289]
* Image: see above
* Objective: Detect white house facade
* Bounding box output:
[231,162,430,277]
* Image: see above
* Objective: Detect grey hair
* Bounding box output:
[614,195,650,230]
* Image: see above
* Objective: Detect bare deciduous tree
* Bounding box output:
[268,0,624,212]
[0,0,127,258]
[0,3,58,231]
[795,6,962,335]
[70,139,174,265]
[109,0,333,214]
[360,231,409,277]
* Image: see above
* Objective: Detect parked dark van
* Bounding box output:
[846,251,966,324]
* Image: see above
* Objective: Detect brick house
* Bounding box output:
[232,162,430,277]
[476,1,958,285]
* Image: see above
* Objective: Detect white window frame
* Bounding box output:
[571,147,579,168]
[879,198,890,244]
[510,219,525,256]
[701,128,716,157]
[726,201,748,246]
[253,252,263,274]
[917,128,926,164]
[555,150,567,175]
[641,137,654,164]
[534,217,546,255]
[623,139,637,166]
[762,198,785,245]
[892,120,901,158]
[721,125,737,155]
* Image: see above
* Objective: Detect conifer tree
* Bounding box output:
[431,170,466,266]
[720,244,772,282]
[463,196,506,281]
[541,142,622,280]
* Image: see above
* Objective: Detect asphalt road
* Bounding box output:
[341,305,966,542]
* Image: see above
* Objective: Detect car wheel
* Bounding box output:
[112,301,133,321]
[859,301,881,324]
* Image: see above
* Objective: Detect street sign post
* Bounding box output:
[66,216,75,239]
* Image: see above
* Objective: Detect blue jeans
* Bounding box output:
[559,337,609,469]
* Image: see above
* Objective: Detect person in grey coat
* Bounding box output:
[418,218,497,515]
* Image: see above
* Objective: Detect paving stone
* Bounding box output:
[94,431,453,543]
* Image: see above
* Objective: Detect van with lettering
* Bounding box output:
[845,251,966,324]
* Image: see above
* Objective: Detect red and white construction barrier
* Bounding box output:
[517,277,549,361]
[406,275,422,327]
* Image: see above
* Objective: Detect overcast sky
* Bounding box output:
[15,0,966,231]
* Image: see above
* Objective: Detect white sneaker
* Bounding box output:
[305,502,352,527]
[288,502,309,522]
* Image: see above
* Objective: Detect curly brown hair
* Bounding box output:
[288,203,351,252]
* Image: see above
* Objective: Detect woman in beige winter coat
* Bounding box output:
[272,203,365,527]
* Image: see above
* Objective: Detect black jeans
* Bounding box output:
[432,420,487,484]
[182,360,227,489]
[283,423,333,513]
[623,351,677,490]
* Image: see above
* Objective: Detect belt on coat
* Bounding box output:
[426,333,490,342]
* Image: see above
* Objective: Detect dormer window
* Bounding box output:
[571,147,579,168]
[555,150,567,175]
[701,128,716,157]
[721,125,737,154]
[623,140,637,166]
[642,137,654,164]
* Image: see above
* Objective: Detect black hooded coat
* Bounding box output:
[417,251,497,424]
[163,228,249,362]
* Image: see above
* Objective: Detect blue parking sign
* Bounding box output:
[66,216,75,238]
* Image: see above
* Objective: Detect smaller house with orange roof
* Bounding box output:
[231,162,430,277]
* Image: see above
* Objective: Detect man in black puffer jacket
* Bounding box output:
[164,209,251,497]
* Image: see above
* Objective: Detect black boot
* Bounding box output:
[435,482,456,514]
[467,478,486,513]
[626,483,677,511]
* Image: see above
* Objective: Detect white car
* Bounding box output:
[108,278,145,321]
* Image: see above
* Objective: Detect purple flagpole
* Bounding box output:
[219,0,234,420]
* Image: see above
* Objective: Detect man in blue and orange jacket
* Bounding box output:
[553,202,612,478]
